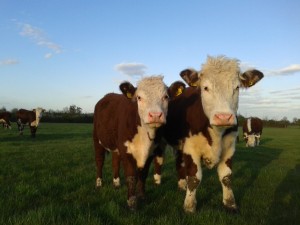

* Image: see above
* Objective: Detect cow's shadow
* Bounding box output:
[267,163,300,224]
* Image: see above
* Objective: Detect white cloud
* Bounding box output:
[265,64,300,76]
[0,59,19,66]
[18,23,62,58]
[114,62,147,77]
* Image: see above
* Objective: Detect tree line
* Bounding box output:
[1,105,300,127]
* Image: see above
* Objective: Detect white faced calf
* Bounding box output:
[163,56,264,213]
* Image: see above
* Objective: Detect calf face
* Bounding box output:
[180,56,263,127]
[120,76,170,139]
[31,107,45,126]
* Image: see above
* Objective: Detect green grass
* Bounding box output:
[1,124,299,225]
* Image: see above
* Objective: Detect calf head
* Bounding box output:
[31,107,45,127]
[180,56,264,128]
[244,133,260,147]
[120,76,185,138]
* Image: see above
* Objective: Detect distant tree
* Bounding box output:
[280,116,290,128]
[0,107,7,112]
[69,105,82,115]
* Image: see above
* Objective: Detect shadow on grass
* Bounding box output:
[233,145,282,205]
[267,163,300,225]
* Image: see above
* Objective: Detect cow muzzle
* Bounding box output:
[211,113,235,127]
[147,112,165,127]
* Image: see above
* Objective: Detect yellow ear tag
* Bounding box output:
[190,82,197,87]
[175,87,183,96]
[249,81,253,86]
[126,92,133,99]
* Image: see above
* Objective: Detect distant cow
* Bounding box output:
[93,76,184,210]
[243,117,263,147]
[16,108,45,137]
[0,112,12,129]
[160,56,264,213]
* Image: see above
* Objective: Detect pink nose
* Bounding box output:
[148,112,164,123]
[213,113,235,126]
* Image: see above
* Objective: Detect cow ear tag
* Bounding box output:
[190,82,197,87]
[175,86,183,96]
[126,92,133,99]
[249,81,253,87]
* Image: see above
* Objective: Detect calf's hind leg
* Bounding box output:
[94,139,106,188]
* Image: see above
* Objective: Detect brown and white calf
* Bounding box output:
[0,112,12,129]
[93,76,183,210]
[162,56,264,213]
[16,108,45,137]
[243,117,263,147]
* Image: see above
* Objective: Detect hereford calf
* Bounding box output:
[0,112,12,129]
[243,117,263,147]
[16,108,45,137]
[93,76,183,210]
[163,56,264,213]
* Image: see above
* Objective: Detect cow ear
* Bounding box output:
[33,109,36,112]
[119,82,136,99]
[180,69,199,87]
[239,69,264,88]
[168,81,186,98]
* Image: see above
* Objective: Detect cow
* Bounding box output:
[16,108,45,137]
[0,112,12,129]
[161,55,264,213]
[243,117,263,147]
[93,76,184,210]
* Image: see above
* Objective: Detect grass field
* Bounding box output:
[1,123,299,225]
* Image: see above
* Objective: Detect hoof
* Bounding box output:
[127,196,137,211]
[95,178,103,189]
[224,204,239,214]
[113,177,121,189]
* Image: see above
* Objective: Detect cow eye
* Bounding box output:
[163,95,169,100]
[137,96,142,101]
[204,86,209,92]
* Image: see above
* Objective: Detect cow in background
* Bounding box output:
[16,108,45,137]
[243,117,263,147]
[0,112,12,129]
[93,76,184,210]
[161,55,263,213]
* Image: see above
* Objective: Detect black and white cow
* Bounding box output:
[16,108,45,137]
[243,117,263,147]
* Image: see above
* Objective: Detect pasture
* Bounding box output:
[1,123,299,225]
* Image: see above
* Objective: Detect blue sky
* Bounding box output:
[1,0,299,121]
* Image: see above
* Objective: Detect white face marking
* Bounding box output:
[124,125,156,168]
[247,118,252,132]
[96,177,102,187]
[246,134,256,147]
[33,107,44,127]
[135,76,169,127]
[199,57,240,126]
[0,119,6,123]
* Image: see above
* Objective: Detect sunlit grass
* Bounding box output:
[0,124,299,225]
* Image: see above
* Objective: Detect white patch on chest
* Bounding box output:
[124,126,155,168]
[184,127,223,169]
[31,120,37,127]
